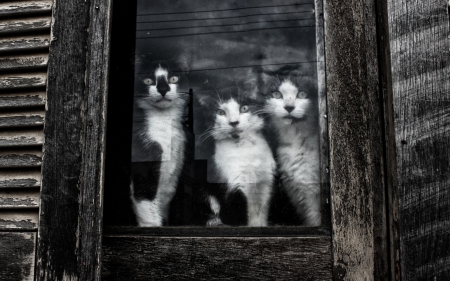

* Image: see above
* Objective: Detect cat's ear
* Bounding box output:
[174,53,190,73]
[258,72,278,97]
[239,78,258,99]
[260,72,274,84]
[296,76,318,94]
[195,91,217,109]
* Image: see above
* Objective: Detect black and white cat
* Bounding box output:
[130,65,188,227]
[197,84,276,227]
[261,69,321,226]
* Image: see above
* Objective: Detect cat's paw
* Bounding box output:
[206,216,227,227]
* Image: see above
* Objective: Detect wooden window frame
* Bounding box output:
[35,0,398,280]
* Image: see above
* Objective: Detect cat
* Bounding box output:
[130,64,189,227]
[260,67,321,226]
[196,82,276,227]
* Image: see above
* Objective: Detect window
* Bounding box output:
[104,0,330,231]
[36,0,392,278]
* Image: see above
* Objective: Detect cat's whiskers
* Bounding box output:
[197,127,231,144]
[211,85,223,105]
[251,109,269,115]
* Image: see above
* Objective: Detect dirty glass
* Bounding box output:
[128,0,326,227]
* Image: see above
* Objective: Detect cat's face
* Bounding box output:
[197,86,264,141]
[139,66,183,109]
[214,98,263,140]
[262,73,317,124]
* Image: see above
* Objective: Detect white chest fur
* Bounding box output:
[144,109,186,187]
[274,119,321,226]
[131,106,186,227]
[276,123,320,183]
[214,133,275,226]
[214,133,275,187]
[145,115,185,162]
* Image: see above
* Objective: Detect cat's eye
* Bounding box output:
[240,105,249,113]
[143,78,153,85]
[297,91,307,99]
[217,109,226,116]
[272,91,282,99]
[169,76,179,84]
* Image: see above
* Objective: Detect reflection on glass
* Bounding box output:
[130,0,321,227]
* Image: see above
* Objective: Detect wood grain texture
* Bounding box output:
[104,226,330,237]
[0,1,52,17]
[0,53,48,71]
[387,0,450,280]
[323,0,389,280]
[0,91,46,108]
[0,149,42,168]
[0,1,50,280]
[315,0,332,229]
[0,34,50,53]
[36,0,113,280]
[0,72,47,90]
[0,110,45,128]
[375,1,402,280]
[0,16,51,34]
[0,169,41,188]
[0,189,39,208]
[0,210,38,230]
[0,232,35,281]
[0,129,44,147]
[102,236,332,281]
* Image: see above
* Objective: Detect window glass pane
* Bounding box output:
[130,0,325,227]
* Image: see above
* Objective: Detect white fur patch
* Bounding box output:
[214,132,275,226]
[155,66,168,78]
[206,195,224,227]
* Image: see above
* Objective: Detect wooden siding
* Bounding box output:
[0,1,51,280]
[102,236,332,280]
[387,0,450,280]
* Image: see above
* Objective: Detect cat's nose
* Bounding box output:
[157,82,170,97]
[229,121,239,127]
[284,106,294,113]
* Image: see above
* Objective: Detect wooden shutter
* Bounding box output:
[0,1,52,280]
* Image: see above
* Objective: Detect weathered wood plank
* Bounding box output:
[387,0,450,280]
[0,91,46,108]
[0,16,51,34]
[0,53,48,71]
[323,0,389,280]
[0,189,39,208]
[0,169,41,188]
[0,72,47,90]
[36,0,113,280]
[0,210,38,230]
[0,110,45,128]
[0,232,35,281]
[375,0,402,279]
[0,1,52,17]
[0,129,44,147]
[0,149,42,168]
[0,34,50,53]
[104,226,330,237]
[102,236,332,280]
